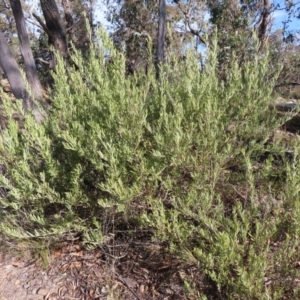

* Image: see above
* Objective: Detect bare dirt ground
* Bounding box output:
[0,240,202,300]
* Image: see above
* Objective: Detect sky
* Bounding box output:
[93,2,110,30]
[272,0,300,33]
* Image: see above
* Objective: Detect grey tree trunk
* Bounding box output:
[155,0,166,79]
[0,30,43,122]
[0,29,29,110]
[257,0,271,48]
[9,0,44,101]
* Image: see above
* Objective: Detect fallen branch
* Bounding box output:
[32,13,52,38]
[36,57,50,65]
[115,272,142,300]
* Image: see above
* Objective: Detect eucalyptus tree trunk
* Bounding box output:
[0,29,29,109]
[257,0,271,48]
[33,0,68,68]
[0,30,43,122]
[40,0,68,58]
[155,0,166,79]
[9,0,44,101]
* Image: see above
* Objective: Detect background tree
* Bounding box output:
[273,33,300,98]
[105,0,272,76]
[156,0,166,78]
[0,0,82,118]
[61,0,97,53]
[107,0,158,73]
[1,0,300,102]
[106,0,196,74]
[9,0,44,100]
[0,29,30,110]
[33,0,68,68]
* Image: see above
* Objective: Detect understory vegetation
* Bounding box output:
[1,30,300,299]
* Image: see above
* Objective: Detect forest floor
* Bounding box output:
[0,236,206,300]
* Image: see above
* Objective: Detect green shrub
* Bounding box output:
[0,30,299,298]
